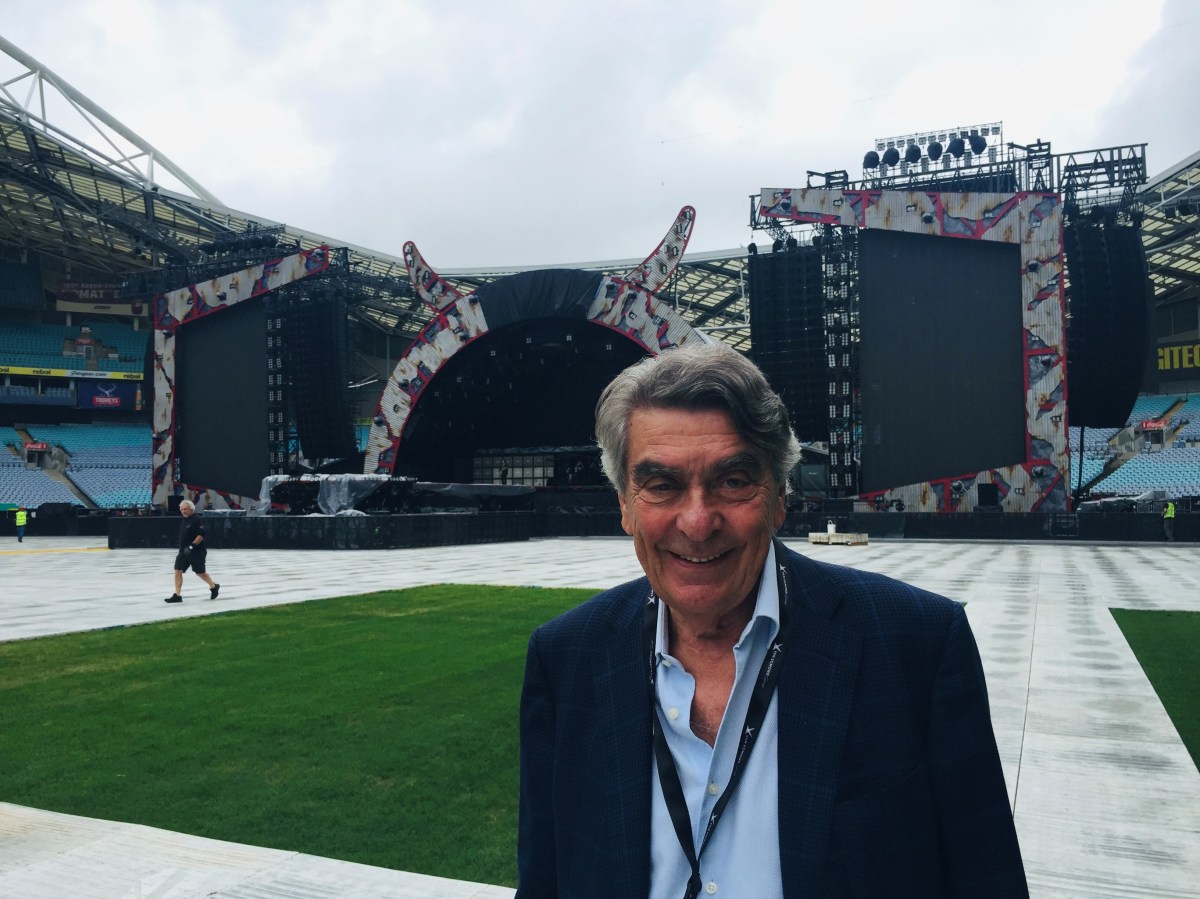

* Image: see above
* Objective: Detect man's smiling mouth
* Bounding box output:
[673,550,730,564]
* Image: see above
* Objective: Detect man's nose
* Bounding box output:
[676,487,720,540]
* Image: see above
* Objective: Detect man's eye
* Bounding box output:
[717,475,758,497]
[637,481,679,502]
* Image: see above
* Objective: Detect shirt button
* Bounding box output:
[705,882,718,895]
[661,657,673,667]
[706,782,719,795]
[667,707,680,720]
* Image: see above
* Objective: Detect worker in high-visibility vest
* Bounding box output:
[1163,499,1176,542]
[15,506,27,543]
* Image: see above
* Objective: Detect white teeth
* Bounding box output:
[679,552,722,563]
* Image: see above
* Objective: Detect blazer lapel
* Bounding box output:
[592,593,653,893]
[776,551,863,895]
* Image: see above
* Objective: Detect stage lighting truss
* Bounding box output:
[820,226,861,497]
[863,123,1005,180]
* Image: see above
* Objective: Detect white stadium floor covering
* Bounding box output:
[1,536,1198,898]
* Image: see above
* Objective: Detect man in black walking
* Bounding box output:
[164,499,220,603]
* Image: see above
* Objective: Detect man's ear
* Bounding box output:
[618,490,635,536]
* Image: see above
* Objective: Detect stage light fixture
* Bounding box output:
[772,238,784,253]
[785,236,798,251]
[881,147,900,167]
[748,242,758,255]
[904,144,922,165]
[948,137,966,158]
[863,150,880,168]
[927,140,943,161]
[968,133,987,154]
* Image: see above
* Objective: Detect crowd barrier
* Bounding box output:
[96,508,1195,549]
[108,512,534,550]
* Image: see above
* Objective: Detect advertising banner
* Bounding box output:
[1157,340,1200,382]
[75,379,142,411]
[56,283,144,317]
[0,364,142,380]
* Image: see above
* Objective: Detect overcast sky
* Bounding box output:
[2,1,1198,269]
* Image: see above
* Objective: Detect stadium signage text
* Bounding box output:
[1157,341,1200,375]
[56,283,142,316]
[1140,419,1168,430]
[60,283,119,301]
[0,364,142,381]
[23,442,49,451]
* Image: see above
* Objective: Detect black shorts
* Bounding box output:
[175,549,207,574]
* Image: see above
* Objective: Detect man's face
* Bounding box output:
[619,407,785,627]
[180,504,194,518]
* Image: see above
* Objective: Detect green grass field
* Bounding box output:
[1111,609,1200,769]
[0,584,595,887]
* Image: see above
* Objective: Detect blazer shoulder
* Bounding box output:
[532,576,649,648]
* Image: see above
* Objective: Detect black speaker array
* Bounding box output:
[747,247,828,443]
[284,288,357,461]
[1065,222,1152,428]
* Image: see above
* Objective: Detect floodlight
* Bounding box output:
[881,147,900,167]
[904,144,922,164]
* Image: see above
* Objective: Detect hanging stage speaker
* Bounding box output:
[284,287,357,461]
[1065,222,1153,428]
[748,246,828,443]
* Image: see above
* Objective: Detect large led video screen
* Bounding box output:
[858,229,1025,493]
[176,298,267,498]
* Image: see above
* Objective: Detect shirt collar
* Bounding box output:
[654,540,780,659]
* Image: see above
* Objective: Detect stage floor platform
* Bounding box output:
[1,536,1198,898]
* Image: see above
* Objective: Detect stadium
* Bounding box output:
[1,37,1198,539]
[1,26,1199,899]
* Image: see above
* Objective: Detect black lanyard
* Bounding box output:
[643,540,792,899]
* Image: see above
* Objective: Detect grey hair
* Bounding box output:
[595,342,802,495]
[179,499,196,511]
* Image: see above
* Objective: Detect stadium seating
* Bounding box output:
[19,423,152,509]
[1069,394,1200,497]
[0,464,84,507]
[0,322,143,372]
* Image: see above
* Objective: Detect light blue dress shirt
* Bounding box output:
[649,542,784,899]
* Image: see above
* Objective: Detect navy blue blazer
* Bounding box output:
[517,544,1027,897]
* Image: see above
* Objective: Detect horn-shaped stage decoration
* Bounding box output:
[364,207,706,477]
[621,205,695,292]
[404,240,467,313]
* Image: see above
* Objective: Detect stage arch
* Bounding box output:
[364,208,707,479]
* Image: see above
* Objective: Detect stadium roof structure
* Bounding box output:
[0,34,1194,357]
[0,36,751,349]
[1138,150,1200,309]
